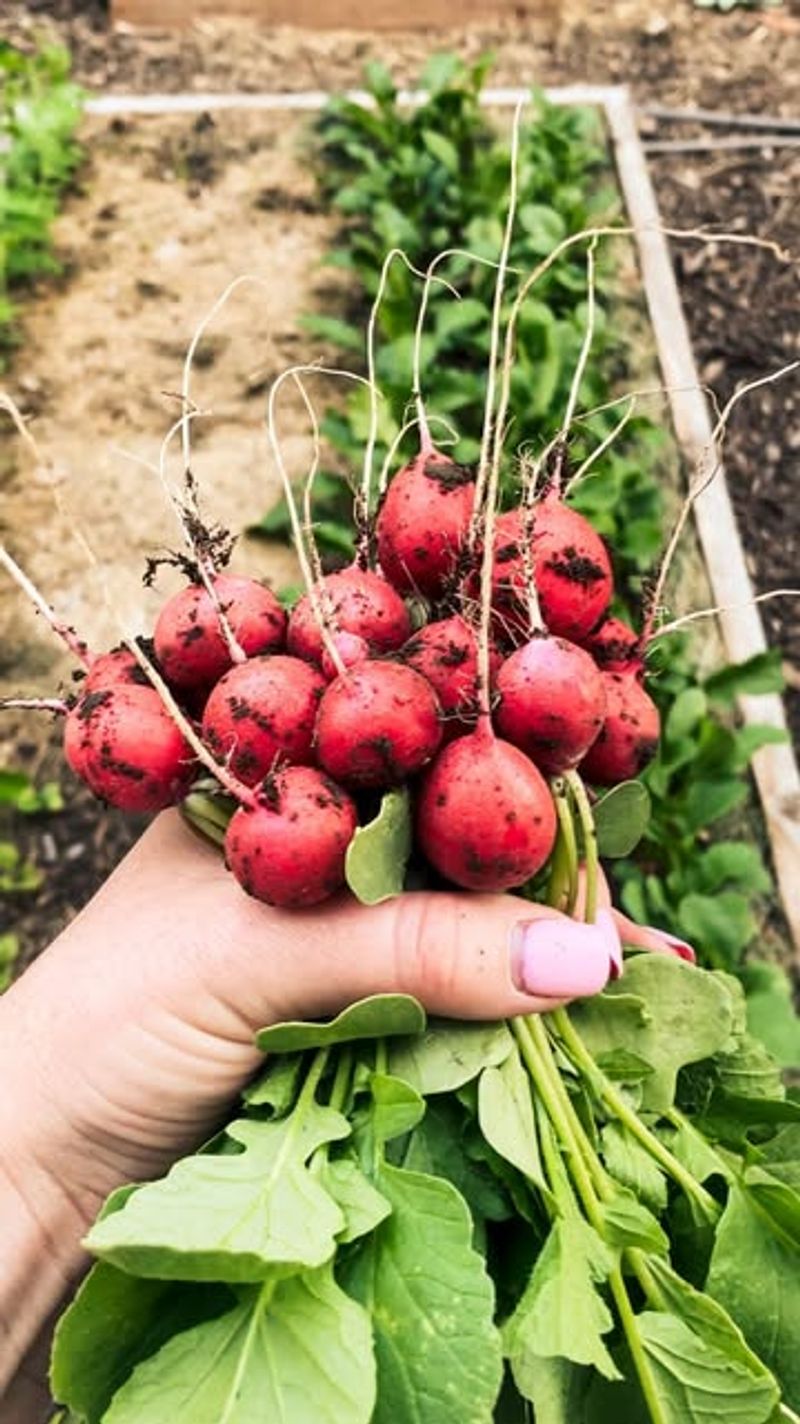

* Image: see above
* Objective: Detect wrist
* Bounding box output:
[0,1127,96,1392]
[0,991,105,1391]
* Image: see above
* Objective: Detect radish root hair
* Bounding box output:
[359,248,458,556]
[267,362,373,677]
[651,587,800,642]
[475,98,526,725]
[642,358,799,645]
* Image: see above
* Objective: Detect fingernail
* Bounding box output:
[642,926,696,964]
[510,909,622,999]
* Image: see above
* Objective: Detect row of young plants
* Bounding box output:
[257,55,794,1046]
[0,41,83,366]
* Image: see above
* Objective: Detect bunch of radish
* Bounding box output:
[1,395,664,913]
[1,122,677,915]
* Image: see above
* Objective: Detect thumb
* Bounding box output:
[233,887,624,1028]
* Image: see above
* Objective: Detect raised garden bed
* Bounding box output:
[3,64,800,1424]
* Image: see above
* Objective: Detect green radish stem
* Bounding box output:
[549,782,580,914]
[182,789,236,846]
[551,1008,720,1221]
[564,772,599,923]
[513,1016,669,1424]
[547,775,720,1219]
[327,1046,355,1115]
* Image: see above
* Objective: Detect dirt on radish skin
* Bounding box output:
[492,494,613,643]
[495,634,607,775]
[201,654,325,786]
[79,647,154,693]
[580,669,660,784]
[315,660,442,788]
[401,615,501,740]
[376,451,476,599]
[64,686,195,812]
[287,566,411,667]
[153,574,286,693]
[224,765,357,907]
[416,728,557,891]
[580,615,641,672]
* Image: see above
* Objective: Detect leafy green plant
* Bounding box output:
[50,970,800,1422]
[0,767,63,980]
[0,932,20,990]
[257,55,786,979]
[0,41,83,363]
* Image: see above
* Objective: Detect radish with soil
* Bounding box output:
[495,632,607,775]
[287,566,411,668]
[579,664,660,784]
[579,614,640,671]
[201,654,326,786]
[401,614,501,738]
[64,686,195,813]
[224,764,357,907]
[315,659,442,788]
[375,448,476,599]
[153,573,286,694]
[416,727,557,890]
[489,494,614,643]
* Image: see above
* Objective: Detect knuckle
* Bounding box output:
[389,893,466,1009]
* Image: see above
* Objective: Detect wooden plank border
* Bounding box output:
[82,84,800,952]
[604,89,800,956]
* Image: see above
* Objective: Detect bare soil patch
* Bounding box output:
[1,108,338,964]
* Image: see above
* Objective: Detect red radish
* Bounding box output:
[320,631,369,682]
[288,566,411,667]
[202,655,325,786]
[64,687,194,812]
[580,669,660,785]
[80,646,157,693]
[401,615,501,740]
[376,451,475,598]
[416,727,557,891]
[154,574,286,693]
[491,493,613,643]
[224,765,357,907]
[315,660,442,788]
[580,616,640,673]
[495,634,607,775]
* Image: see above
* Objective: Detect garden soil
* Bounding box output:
[1,0,798,966]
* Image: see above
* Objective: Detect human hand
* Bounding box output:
[0,809,692,1400]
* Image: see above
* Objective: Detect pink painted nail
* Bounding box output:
[642,927,696,963]
[510,909,622,999]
